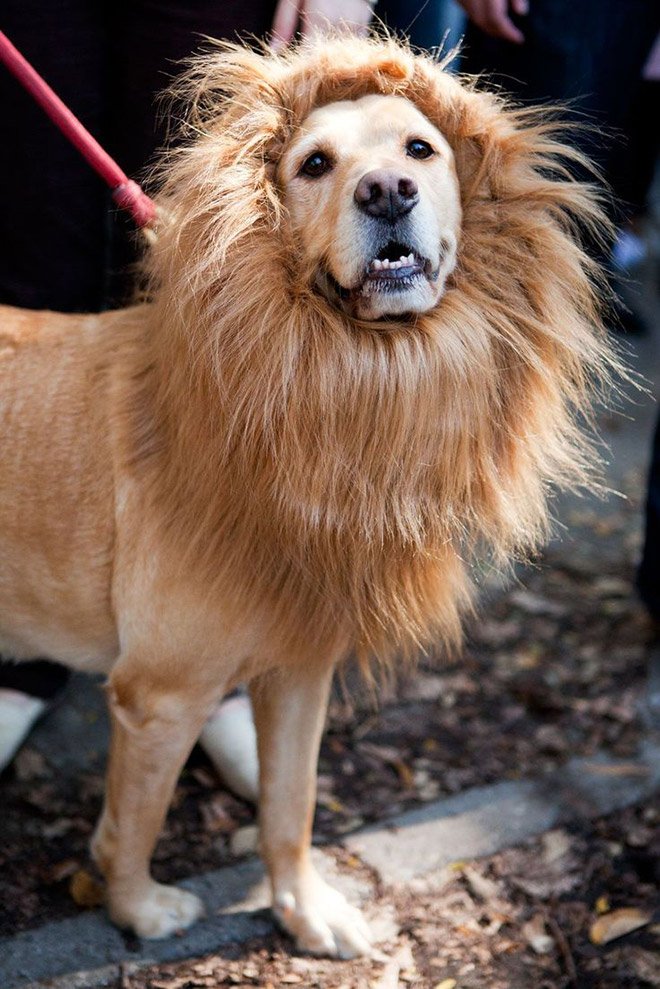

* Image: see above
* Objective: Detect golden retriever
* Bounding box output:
[0,35,612,958]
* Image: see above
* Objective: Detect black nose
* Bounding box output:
[354,169,419,221]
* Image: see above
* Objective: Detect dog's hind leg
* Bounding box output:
[251,665,372,959]
[91,660,214,939]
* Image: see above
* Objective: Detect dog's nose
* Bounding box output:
[354,170,419,221]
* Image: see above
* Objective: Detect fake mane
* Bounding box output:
[137,35,616,664]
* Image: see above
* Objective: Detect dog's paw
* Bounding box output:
[109,881,204,939]
[273,874,372,959]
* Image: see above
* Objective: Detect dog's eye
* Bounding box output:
[406,139,435,160]
[299,151,332,178]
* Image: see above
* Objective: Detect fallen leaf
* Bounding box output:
[434,980,457,989]
[590,907,652,945]
[69,868,104,908]
[595,896,610,915]
[394,759,415,790]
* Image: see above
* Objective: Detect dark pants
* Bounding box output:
[0,0,278,312]
[461,0,660,212]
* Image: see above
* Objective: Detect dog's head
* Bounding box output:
[278,93,461,320]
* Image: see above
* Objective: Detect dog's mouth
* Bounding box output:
[364,241,431,287]
[324,241,438,306]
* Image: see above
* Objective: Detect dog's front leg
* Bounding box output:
[251,665,372,959]
[91,661,213,938]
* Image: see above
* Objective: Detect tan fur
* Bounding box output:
[0,35,615,953]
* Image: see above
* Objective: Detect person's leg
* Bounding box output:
[198,687,259,801]
[0,0,109,311]
[105,0,278,306]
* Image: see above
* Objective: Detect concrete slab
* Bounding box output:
[344,740,660,884]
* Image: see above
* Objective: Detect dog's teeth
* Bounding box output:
[407,253,415,264]
[372,259,382,271]
[381,259,390,269]
[399,255,408,263]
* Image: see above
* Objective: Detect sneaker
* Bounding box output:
[0,689,47,773]
[198,691,259,803]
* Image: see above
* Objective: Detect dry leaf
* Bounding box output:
[69,868,104,908]
[434,980,457,989]
[590,907,652,945]
[394,759,415,789]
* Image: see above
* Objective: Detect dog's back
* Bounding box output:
[0,304,120,667]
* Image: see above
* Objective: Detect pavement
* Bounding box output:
[1,251,659,989]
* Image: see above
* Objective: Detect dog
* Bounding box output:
[0,35,613,958]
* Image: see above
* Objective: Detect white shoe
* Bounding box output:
[0,689,47,773]
[198,692,259,803]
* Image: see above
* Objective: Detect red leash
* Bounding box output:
[0,29,157,230]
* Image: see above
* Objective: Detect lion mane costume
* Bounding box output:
[138,35,612,670]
